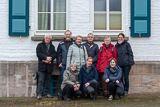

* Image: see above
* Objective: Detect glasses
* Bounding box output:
[88,36,94,38]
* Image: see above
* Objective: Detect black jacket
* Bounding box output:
[115,40,134,66]
[36,40,57,73]
[57,38,74,65]
[83,42,99,66]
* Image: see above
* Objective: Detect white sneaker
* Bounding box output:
[108,95,113,101]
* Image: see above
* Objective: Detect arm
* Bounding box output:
[50,45,57,61]
[103,68,109,81]
[93,45,99,63]
[78,68,83,85]
[66,46,72,69]
[96,47,102,70]
[127,43,134,65]
[57,43,62,65]
[63,70,75,86]
[113,46,118,60]
[36,43,47,60]
[84,46,88,61]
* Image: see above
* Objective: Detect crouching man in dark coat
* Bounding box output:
[36,35,57,100]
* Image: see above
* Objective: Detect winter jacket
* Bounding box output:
[36,40,57,73]
[103,65,124,89]
[79,64,99,85]
[96,43,117,73]
[66,43,88,71]
[115,40,134,66]
[61,67,79,90]
[83,42,99,67]
[57,38,74,65]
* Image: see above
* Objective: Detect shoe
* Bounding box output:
[108,95,113,101]
[124,91,128,96]
[87,94,91,99]
[37,95,42,100]
[93,94,97,100]
[115,95,119,100]
[45,94,53,98]
[64,96,71,101]
[57,93,63,100]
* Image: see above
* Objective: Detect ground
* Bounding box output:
[0,93,160,107]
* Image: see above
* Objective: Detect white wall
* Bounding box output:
[0,0,160,61]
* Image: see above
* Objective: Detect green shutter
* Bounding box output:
[131,0,150,37]
[9,0,29,36]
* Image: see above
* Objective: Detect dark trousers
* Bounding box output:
[100,73,108,94]
[63,85,82,98]
[37,71,51,96]
[83,80,99,95]
[61,65,66,82]
[106,82,123,96]
[120,65,131,92]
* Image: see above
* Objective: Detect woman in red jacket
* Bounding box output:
[97,37,117,97]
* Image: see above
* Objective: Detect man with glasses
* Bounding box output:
[57,30,74,82]
[83,33,99,67]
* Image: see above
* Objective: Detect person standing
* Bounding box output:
[57,30,74,81]
[36,35,57,100]
[66,35,88,72]
[115,33,134,96]
[97,37,117,97]
[83,33,99,67]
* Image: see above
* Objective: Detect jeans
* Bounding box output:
[120,65,131,92]
[106,82,123,96]
[83,80,99,95]
[61,65,66,82]
[37,71,51,96]
[62,85,82,98]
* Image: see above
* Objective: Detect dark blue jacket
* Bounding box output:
[103,65,124,89]
[79,64,99,85]
[57,38,74,65]
[115,40,134,66]
[83,42,99,67]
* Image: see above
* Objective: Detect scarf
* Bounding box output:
[109,65,118,74]
[75,43,82,48]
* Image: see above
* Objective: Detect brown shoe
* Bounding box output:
[37,95,42,100]
[45,94,53,98]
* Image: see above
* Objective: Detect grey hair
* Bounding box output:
[104,37,111,42]
[70,61,77,68]
[44,34,52,39]
[87,33,94,38]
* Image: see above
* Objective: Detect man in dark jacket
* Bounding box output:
[36,35,57,100]
[57,30,74,81]
[83,33,99,67]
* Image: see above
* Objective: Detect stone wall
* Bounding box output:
[0,61,160,97]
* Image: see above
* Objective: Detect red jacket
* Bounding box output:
[96,43,117,73]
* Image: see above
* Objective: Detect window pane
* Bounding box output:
[109,14,121,30]
[109,0,121,11]
[38,13,50,30]
[53,13,66,30]
[94,13,106,30]
[53,0,66,12]
[94,0,106,12]
[38,0,51,12]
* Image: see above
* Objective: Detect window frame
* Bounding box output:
[35,0,68,35]
[91,0,125,35]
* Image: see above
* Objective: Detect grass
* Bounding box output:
[0,93,160,107]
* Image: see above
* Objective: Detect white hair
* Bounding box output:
[104,37,111,41]
[87,33,94,38]
[44,34,52,39]
[70,61,77,67]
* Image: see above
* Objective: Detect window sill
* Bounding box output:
[31,35,129,41]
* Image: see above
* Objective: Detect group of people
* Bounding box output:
[36,30,134,101]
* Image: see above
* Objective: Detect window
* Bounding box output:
[37,0,67,31]
[94,0,122,31]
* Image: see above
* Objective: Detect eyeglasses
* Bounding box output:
[88,36,94,38]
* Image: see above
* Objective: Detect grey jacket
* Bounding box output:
[61,68,79,90]
[66,43,88,71]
